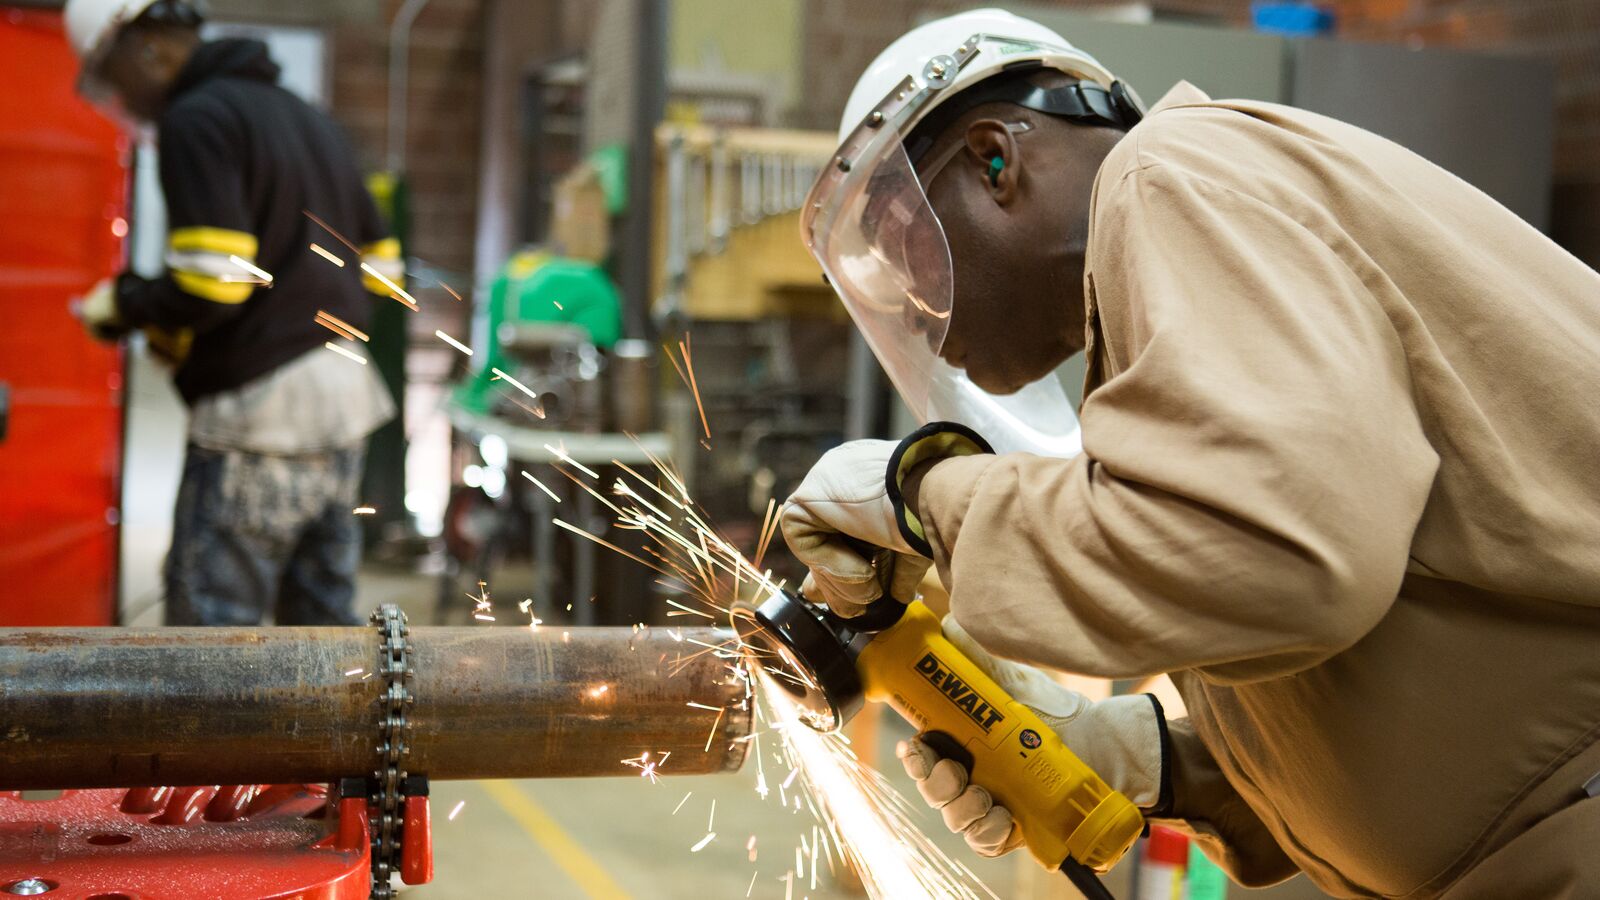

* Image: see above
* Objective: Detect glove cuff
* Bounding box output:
[112,272,148,318]
[885,421,993,557]
[1145,693,1175,817]
[106,272,148,333]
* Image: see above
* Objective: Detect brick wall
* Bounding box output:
[797,1,1600,261]
[331,0,485,333]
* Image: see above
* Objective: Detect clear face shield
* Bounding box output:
[802,38,1085,458]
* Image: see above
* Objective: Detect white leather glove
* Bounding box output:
[782,424,994,619]
[898,615,1168,859]
[780,439,928,618]
[74,277,123,341]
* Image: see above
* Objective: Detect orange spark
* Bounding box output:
[309,243,346,267]
[435,329,472,356]
[521,470,560,503]
[228,255,274,284]
[360,261,419,308]
[324,342,368,365]
[753,497,779,570]
[316,310,369,342]
[663,337,711,442]
[301,209,361,255]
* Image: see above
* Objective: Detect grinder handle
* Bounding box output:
[858,603,1145,874]
[917,730,974,771]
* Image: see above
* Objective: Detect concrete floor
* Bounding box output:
[410,745,1013,899]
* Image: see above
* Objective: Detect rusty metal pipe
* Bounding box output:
[0,626,748,790]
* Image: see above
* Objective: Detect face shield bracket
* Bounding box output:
[826,35,982,177]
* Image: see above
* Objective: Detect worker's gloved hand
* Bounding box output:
[898,615,1168,859]
[780,438,927,618]
[781,423,992,619]
[73,277,127,341]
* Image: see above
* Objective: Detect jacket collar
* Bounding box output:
[1147,81,1213,114]
[169,38,281,101]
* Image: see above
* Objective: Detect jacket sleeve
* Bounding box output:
[117,100,261,333]
[1152,718,1300,886]
[917,163,1439,683]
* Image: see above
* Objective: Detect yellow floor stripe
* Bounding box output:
[478,780,632,900]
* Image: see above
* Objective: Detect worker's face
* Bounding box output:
[916,117,1114,394]
[96,29,177,121]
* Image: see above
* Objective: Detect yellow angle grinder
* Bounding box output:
[731,590,1144,899]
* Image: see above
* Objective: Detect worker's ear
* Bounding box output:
[964,118,1021,205]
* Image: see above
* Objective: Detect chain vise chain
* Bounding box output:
[370,603,414,899]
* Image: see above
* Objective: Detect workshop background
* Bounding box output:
[1,0,1596,898]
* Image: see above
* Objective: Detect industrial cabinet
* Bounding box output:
[1013,5,1556,228]
[0,9,128,625]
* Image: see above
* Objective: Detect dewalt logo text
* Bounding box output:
[914,652,1005,732]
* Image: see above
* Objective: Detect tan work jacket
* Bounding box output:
[918,83,1600,898]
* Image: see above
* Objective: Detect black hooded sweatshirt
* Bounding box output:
[116,39,397,404]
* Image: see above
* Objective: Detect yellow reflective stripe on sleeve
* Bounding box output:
[169,226,259,258]
[361,237,401,260]
[173,269,255,303]
[165,231,267,303]
[167,248,263,303]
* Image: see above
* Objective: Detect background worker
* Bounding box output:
[782,9,1600,898]
[67,0,399,625]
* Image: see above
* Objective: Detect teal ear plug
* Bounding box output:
[988,156,1005,185]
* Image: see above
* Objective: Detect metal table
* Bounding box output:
[449,407,671,626]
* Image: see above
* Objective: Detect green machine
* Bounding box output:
[454,248,623,416]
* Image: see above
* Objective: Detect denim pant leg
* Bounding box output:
[164,445,279,626]
[276,445,365,626]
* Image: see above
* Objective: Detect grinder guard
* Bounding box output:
[729,590,899,732]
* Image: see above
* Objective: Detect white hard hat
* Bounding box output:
[800,9,1135,457]
[64,0,204,108]
[63,0,158,67]
[836,8,1118,145]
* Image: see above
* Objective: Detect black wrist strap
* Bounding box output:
[884,421,994,557]
[1144,692,1176,819]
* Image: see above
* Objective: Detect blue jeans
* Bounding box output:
[164,443,366,626]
